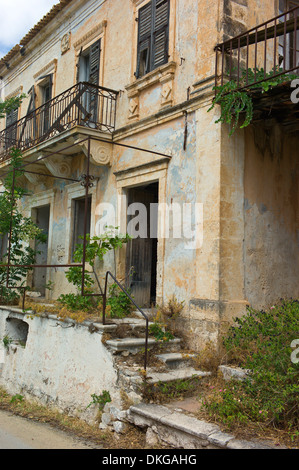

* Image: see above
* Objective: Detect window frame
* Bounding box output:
[71,195,92,260]
[135,0,170,79]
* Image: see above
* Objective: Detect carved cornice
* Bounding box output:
[73,21,107,52]
[33,59,57,80]
[5,85,23,100]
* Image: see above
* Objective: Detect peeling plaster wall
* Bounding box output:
[244,125,299,309]
[0,307,118,418]
[0,0,298,355]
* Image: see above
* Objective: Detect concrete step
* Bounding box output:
[106,337,181,355]
[127,403,281,449]
[117,365,211,394]
[155,352,198,370]
[109,317,154,332]
[145,367,211,384]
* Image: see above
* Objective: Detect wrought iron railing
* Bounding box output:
[215,6,299,92]
[0,82,118,162]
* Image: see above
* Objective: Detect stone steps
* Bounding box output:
[106,337,181,355]
[156,352,198,370]
[145,367,211,384]
[104,319,212,401]
[127,403,280,449]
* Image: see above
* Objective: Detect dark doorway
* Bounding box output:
[126,182,158,308]
[32,205,50,296]
[72,195,92,260]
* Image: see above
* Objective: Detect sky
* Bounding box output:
[0,0,58,59]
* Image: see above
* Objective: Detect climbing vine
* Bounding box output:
[208,67,298,136]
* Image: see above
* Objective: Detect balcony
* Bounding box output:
[214,6,299,131]
[0,82,118,163]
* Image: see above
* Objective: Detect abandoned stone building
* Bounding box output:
[0,0,298,417]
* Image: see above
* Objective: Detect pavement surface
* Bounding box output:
[0,409,100,449]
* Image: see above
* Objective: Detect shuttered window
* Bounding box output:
[76,39,101,122]
[6,107,18,128]
[136,0,170,78]
[5,105,18,148]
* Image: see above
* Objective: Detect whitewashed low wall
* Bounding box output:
[0,307,118,421]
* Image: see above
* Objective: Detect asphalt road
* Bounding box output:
[0,409,100,449]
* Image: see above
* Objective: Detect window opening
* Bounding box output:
[135,0,170,78]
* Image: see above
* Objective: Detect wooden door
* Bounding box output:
[32,205,50,296]
[126,184,158,308]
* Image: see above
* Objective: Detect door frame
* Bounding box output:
[115,160,168,305]
[25,189,55,299]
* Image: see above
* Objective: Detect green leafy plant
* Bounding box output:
[149,321,174,342]
[0,94,26,120]
[209,67,298,136]
[202,300,299,436]
[57,292,95,312]
[2,335,13,350]
[10,394,24,404]
[86,390,112,410]
[0,149,47,305]
[106,283,134,318]
[58,227,131,314]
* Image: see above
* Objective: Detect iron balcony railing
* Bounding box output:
[215,6,299,92]
[0,82,118,162]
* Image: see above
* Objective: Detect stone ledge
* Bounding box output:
[128,403,286,449]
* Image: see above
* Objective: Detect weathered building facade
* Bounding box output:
[0,0,298,355]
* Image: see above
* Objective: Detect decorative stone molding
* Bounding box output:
[33,59,57,80]
[43,155,72,178]
[23,164,51,184]
[73,20,107,53]
[61,32,71,55]
[5,85,23,100]
[76,138,112,166]
[128,93,139,121]
[160,79,173,108]
[126,61,176,95]
[130,0,147,6]
[125,62,177,118]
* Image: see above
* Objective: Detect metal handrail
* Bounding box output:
[102,271,149,371]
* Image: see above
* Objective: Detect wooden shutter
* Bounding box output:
[152,0,169,69]
[5,107,18,148]
[76,47,83,83]
[88,39,101,122]
[89,39,101,86]
[6,108,18,127]
[136,0,169,77]
[136,1,152,77]
[18,85,36,144]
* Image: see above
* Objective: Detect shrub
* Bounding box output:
[202,300,299,435]
[106,283,134,318]
[155,295,184,337]
[149,321,174,342]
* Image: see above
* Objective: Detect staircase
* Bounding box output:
[103,315,211,396]
[100,316,284,449]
